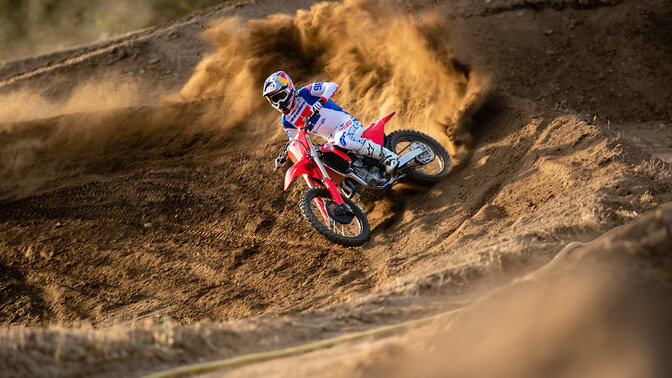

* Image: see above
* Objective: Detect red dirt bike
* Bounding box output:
[279,111,450,246]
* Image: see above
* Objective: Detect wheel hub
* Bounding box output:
[410,142,435,164]
[325,201,355,224]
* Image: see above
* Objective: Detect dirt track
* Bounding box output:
[1,0,671,377]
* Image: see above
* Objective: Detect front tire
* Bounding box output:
[387,130,451,186]
[299,187,370,247]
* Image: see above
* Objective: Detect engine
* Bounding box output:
[350,157,387,186]
[320,150,388,188]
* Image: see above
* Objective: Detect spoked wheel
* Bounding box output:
[387,129,451,186]
[299,187,370,247]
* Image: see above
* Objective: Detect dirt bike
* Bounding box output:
[279,111,450,247]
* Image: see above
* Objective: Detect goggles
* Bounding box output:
[266,87,290,105]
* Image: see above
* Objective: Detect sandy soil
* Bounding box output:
[0,0,671,377]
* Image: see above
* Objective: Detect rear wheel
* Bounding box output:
[299,187,370,246]
[387,130,450,186]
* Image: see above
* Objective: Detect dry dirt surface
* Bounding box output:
[1,0,671,377]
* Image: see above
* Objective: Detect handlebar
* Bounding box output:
[274,110,319,172]
[302,111,319,128]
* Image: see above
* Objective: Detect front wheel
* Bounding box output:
[387,129,451,186]
[299,188,370,247]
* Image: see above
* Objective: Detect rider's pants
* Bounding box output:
[330,117,367,151]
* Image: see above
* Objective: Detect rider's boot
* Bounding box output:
[357,139,399,175]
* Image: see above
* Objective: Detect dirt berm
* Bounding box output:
[1,0,671,377]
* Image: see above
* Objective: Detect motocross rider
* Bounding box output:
[263,71,399,174]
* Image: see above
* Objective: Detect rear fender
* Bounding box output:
[362,112,395,146]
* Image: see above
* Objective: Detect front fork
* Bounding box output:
[303,134,346,205]
[302,134,347,223]
[303,174,331,223]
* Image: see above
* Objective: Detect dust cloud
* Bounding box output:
[180,0,488,155]
[0,75,144,125]
[0,0,488,185]
[0,73,150,183]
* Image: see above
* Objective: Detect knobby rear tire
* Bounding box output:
[387,129,451,186]
[299,187,370,247]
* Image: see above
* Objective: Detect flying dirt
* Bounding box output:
[0,0,671,377]
[180,0,486,154]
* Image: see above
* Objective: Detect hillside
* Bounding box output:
[1,0,671,377]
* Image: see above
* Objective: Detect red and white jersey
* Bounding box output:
[281,82,355,140]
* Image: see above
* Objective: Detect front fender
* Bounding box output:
[284,159,316,191]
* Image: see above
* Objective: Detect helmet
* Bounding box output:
[263,71,296,114]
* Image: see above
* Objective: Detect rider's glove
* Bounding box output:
[311,97,327,115]
[274,154,287,171]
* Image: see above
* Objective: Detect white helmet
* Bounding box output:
[263,71,296,114]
